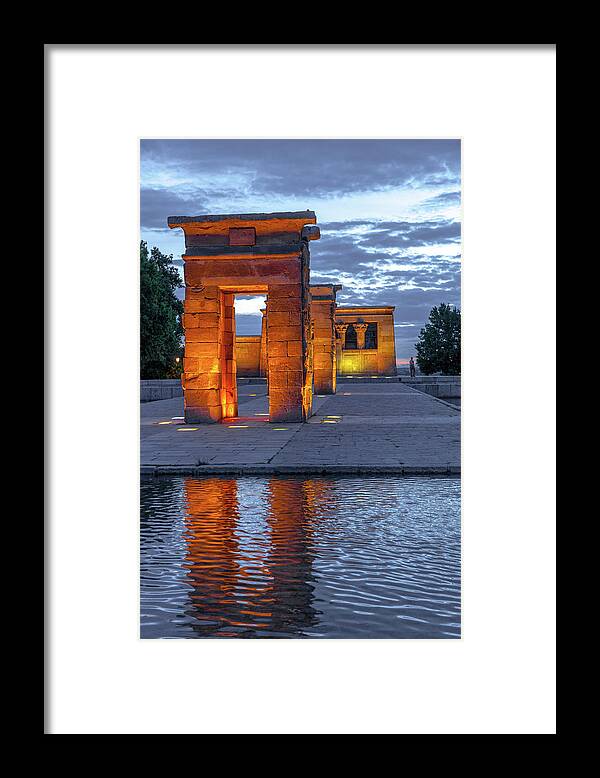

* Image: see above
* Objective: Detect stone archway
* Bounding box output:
[168,211,320,423]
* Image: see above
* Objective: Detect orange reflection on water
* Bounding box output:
[181,476,337,637]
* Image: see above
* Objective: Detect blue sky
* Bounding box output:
[140,139,461,361]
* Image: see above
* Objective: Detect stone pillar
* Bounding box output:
[334,323,348,374]
[310,284,341,395]
[266,284,307,423]
[259,307,268,378]
[354,322,369,350]
[220,292,238,418]
[182,285,225,423]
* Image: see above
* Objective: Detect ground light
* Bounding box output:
[228,425,249,428]
[157,421,172,425]
[272,428,288,431]
[177,428,197,431]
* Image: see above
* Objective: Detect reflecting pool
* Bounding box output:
[141,476,460,639]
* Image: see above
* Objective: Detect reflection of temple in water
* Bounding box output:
[181,477,336,637]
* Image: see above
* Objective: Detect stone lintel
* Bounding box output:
[170,211,319,256]
[182,244,303,258]
[336,305,395,315]
[168,210,316,226]
[310,283,342,301]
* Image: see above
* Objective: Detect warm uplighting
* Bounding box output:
[248,393,257,396]
[177,427,197,431]
[158,421,172,425]
[228,425,249,428]
[322,420,338,424]
[325,415,341,419]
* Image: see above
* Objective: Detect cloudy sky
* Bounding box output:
[140,139,461,362]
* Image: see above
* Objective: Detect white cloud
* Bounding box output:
[233,296,266,316]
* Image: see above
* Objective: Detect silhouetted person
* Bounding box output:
[409,357,416,378]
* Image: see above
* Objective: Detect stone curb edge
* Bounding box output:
[141,465,460,477]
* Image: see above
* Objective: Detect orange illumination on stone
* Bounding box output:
[336,305,398,376]
[310,283,342,396]
[169,211,319,425]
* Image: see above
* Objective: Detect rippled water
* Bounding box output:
[141,476,460,639]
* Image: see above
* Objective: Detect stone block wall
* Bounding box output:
[140,379,183,403]
[235,336,262,377]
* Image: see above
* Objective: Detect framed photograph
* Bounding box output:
[46,44,556,735]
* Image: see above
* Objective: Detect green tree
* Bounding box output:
[140,241,184,379]
[415,303,461,375]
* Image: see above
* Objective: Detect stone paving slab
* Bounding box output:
[141,382,460,475]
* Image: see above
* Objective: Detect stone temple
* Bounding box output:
[168,210,397,424]
[236,296,398,382]
[334,305,397,376]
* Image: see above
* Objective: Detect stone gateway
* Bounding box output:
[168,211,320,424]
[170,209,399,424]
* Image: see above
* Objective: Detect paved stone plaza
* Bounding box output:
[141,382,460,475]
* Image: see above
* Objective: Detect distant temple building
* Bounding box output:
[334,305,397,376]
[235,290,397,379]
